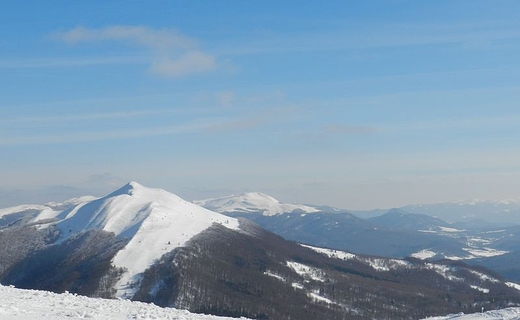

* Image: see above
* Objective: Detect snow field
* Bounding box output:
[0,284,249,320]
[423,307,520,319]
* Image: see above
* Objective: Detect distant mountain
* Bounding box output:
[2,183,520,319]
[197,195,469,258]
[198,194,520,281]
[194,192,320,216]
[368,208,451,231]
[401,200,520,226]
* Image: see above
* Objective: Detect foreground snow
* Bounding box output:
[0,285,249,320]
[423,307,520,319]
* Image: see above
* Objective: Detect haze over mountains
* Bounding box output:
[2,182,520,319]
[197,192,520,282]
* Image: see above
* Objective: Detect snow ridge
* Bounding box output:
[195,192,319,216]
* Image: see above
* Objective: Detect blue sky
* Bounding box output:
[2,1,520,209]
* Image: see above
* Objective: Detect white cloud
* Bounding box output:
[55,25,193,50]
[53,25,217,77]
[150,51,216,77]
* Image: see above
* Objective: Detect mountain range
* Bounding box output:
[1,182,520,319]
[197,192,520,282]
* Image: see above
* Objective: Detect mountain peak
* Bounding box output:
[53,182,240,298]
[108,181,146,197]
[195,192,319,216]
[239,192,280,203]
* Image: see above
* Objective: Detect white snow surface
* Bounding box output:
[54,182,240,298]
[411,247,508,261]
[362,257,411,271]
[286,261,326,282]
[0,284,249,320]
[425,263,464,282]
[300,244,356,260]
[0,196,100,226]
[412,249,438,259]
[301,244,410,271]
[0,204,50,218]
[506,282,520,291]
[308,291,333,304]
[422,307,520,319]
[462,247,509,258]
[195,192,319,216]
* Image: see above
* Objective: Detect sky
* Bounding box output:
[1,1,520,210]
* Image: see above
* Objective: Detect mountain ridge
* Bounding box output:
[194,192,320,216]
[3,183,520,319]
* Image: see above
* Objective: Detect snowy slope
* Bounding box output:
[0,284,249,320]
[0,204,52,219]
[0,196,97,225]
[422,307,520,319]
[195,192,319,216]
[55,181,240,298]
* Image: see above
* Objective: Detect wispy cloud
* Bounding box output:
[0,121,213,146]
[0,109,284,146]
[0,56,145,69]
[53,25,217,77]
[215,21,520,56]
[150,52,215,77]
[0,109,182,126]
[324,124,377,135]
[206,115,269,133]
[54,25,193,50]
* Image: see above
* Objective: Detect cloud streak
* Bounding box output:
[324,124,377,135]
[54,25,193,50]
[53,25,217,77]
[215,21,520,56]
[0,121,212,146]
[0,56,145,69]
[1,109,183,126]
[0,111,278,146]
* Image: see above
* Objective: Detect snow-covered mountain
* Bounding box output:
[0,182,240,298]
[0,196,96,228]
[54,181,239,297]
[198,195,520,282]
[194,192,319,216]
